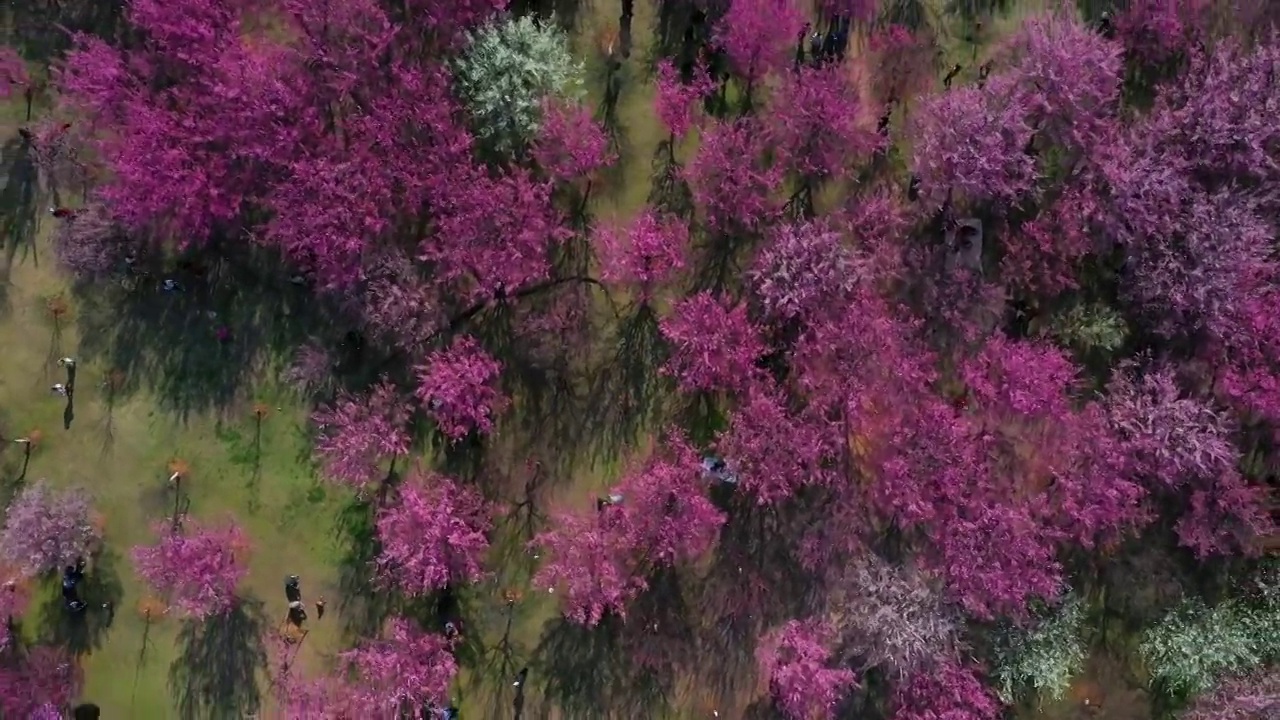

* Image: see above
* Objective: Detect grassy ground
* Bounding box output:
[0,196,351,716]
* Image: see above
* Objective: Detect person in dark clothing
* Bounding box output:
[943,63,962,89]
[977,62,992,89]
[285,575,302,603]
[822,26,839,63]
[1098,12,1115,39]
[63,558,87,611]
[877,105,894,136]
[833,15,851,63]
[513,667,529,719]
[796,22,811,67]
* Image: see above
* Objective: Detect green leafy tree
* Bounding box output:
[1141,573,1280,698]
[994,593,1088,704]
[454,14,585,156]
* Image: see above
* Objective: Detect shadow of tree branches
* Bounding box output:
[8,0,126,63]
[583,304,669,466]
[167,596,268,720]
[334,497,398,640]
[532,614,672,720]
[1,131,42,305]
[36,545,124,656]
[72,247,328,422]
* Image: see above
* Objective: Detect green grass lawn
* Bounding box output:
[0,213,351,715]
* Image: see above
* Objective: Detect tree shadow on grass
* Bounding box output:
[72,248,327,422]
[168,597,268,720]
[532,614,672,720]
[583,304,668,466]
[35,546,125,657]
[464,300,606,483]
[693,494,825,708]
[9,0,125,64]
[335,497,398,640]
[0,131,41,296]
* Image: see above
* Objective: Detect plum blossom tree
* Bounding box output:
[312,380,412,492]
[868,24,934,105]
[892,659,1001,720]
[685,117,782,235]
[336,617,458,713]
[1108,368,1272,557]
[757,619,858,720]
[51,201,137,280]
[596,210,689,302]
[374,472,492,596]
[1119,189,1274,342]
[715,0,804,88]
[765,64,884,183]
[999,13,1124,161]
[0,647,82,718]
[749,222,865,323]
[531,99,614,182]
[653,59,716,139]
[1114,0,1213,67]
[866,336,1145,617]
[132,519,249,618]
[58,1,308,246]
[910,75,1038,209]
[533,436,726,625]
[0,480,100,577]
[823,557,959,677]
[659,293,766,394]
[528,510,639,627]
[415,336,508,441]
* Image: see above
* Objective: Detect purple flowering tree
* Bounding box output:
[0,480,100,577]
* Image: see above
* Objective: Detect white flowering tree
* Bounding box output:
[454,14,584,156]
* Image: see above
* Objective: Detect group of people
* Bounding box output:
[283,575,325,627]
[797,15,853,68]
[50,356,75,397]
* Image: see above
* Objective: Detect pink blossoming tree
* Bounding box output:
[374,472,492,596]
[415,336,508,441]
[132,519,249,618]
[533,436,725,625]
[336,617,458,714]
[757,619,859,720]
[312,379,412,492]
